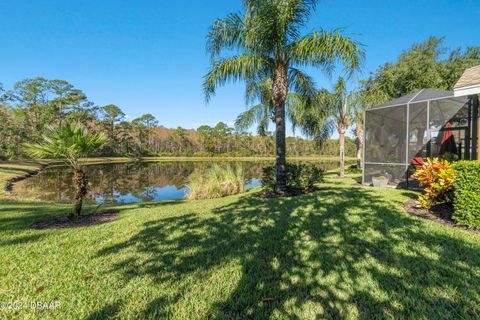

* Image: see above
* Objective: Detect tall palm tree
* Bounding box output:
[204,0,363,193]
[24,122,107,218]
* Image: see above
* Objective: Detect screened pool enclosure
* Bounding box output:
[362,89,479,188]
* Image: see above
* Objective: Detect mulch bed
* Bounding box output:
[404,199,480,234]
[31,211,119,230]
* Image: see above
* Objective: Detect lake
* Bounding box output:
[12,160,341,204]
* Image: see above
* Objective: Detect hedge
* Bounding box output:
[453,161,480,227]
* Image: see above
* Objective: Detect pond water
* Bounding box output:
[12,160,341,204]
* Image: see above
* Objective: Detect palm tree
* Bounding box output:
[24,122,107,218]
[328,78,354,177]
[204,0,363,193]
[295,78,356,177]
[352,106,364,169]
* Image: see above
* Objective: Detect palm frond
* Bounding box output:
[235,103,272,133]
[289,29,364,75]
[288,67,316,98]
[203,55,273,102]
[244,77,273,105]
[207,13,246,59]
[23,122,107,168]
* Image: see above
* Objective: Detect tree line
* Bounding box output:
[0,78,355,159]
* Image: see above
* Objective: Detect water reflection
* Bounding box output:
[13,160,340,204]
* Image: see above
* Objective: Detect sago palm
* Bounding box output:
[24,122,107,218]
[204,0,363,193]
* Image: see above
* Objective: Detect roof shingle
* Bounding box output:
[454,65,480,89]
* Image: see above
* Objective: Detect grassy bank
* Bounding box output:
[1,175,479,319]
[0,161,48,190]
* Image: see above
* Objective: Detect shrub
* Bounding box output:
[440,152,459,163]
[452,161,480,227]
[261,162,325,194]
[412,157,455,209]
[346,164,361,174]
[186,164,245,200]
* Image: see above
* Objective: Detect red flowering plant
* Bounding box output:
[412,157,455,209]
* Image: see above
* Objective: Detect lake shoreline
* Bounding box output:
[1,155,348,180]
[3,158,350,203]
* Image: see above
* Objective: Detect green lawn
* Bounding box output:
[0,175,479,319]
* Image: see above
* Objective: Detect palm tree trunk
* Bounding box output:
[272,64,288,194]
[355,142,361,168]
[72,168,88,218]
[355,122,364,169]
[339,125,346,177]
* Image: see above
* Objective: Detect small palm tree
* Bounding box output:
[24,122,107,218]
[295,78,357,177]
[330,78,354,177]
[204,0,363,193]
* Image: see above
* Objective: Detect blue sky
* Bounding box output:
[0,0,479,136]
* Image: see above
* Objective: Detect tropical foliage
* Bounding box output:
[24,122,107,217]
[204,0,363,193]
[412,157,455,209]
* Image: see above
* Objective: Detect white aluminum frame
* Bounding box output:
[362,90,470,185]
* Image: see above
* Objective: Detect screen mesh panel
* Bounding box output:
[408,102,428,161]
[365,104,407,163]
[363,163,407,185]
[429,98,467,131]
[363,93,471,187]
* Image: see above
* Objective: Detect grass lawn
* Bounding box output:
[1,174,479,319]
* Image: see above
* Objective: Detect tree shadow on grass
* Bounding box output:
[0,200,128,233]
[96,187,480,319]
[0,233,45,246]
[84,302,121,320]
[0,200,69,232]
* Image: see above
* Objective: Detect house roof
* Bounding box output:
[370,89,453,110]
[454,65,480,97]
[454,65,480,89]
